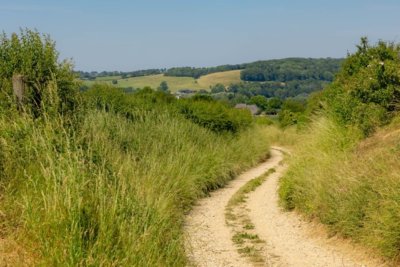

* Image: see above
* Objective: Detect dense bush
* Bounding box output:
[0,29,79,116]
[83,84,254,134]
[324,38,400,135]
[83,84,177,121]
[179,98,253,133]
[278,99,307,127]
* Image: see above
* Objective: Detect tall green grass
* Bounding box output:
[279,117,400,261]
[0,106,269,265]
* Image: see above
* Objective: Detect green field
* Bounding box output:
[83,70,242,92]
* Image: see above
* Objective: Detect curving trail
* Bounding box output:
[247,148,380,267]
[184,150,281,267]
[184,147,383,267]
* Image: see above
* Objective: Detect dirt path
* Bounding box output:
[184,147,383,267]
[184,150,282,267]
[247,148,381,267]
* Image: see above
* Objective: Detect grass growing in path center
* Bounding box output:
[225,168,276,264]
[228,168,276,207]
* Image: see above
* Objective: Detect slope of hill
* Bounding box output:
[83,74,204,92]
[83,70,243,92]
[197,70,241,88]
[81,58,343,102]
[240,58,342,82]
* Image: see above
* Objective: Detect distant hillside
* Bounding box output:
[240,58,342,82]
[79,58,342,82]
[82,74,196,93]
[196,70,241,88]
[163,58,342,81]
[82,70,243,93]
[80,58,343,101]
[164,64,244,79]
[78,69,165,80]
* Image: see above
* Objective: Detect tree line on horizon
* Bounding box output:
[78,58,343,82]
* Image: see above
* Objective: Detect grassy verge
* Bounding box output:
[279,117,400,262]
[0,105,269,266]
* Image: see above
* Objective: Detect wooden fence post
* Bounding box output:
[12,74,25,107]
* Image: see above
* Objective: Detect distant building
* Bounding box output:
[234,104,260,115]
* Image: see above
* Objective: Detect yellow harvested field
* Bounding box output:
[197,70,242,88]
[83,70,242,92]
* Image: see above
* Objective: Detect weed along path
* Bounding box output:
[184,147,381,267]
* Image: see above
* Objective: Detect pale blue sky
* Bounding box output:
[1,0,400,71]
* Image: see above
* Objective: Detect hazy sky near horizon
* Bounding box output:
[1,0,400,71]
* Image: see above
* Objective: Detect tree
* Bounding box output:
[277,98,307,127]
[210,83,225,94]
[240,58,342,82]
[268,97,282,109]
[249,95,268,110]
[265,97,282,114]
[158,81,169,92]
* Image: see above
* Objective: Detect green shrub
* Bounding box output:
[179,98,253,133]
[0,29,79,117]
[278,98,307,127]
[324,38,400,136]
[83,83,126,111]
